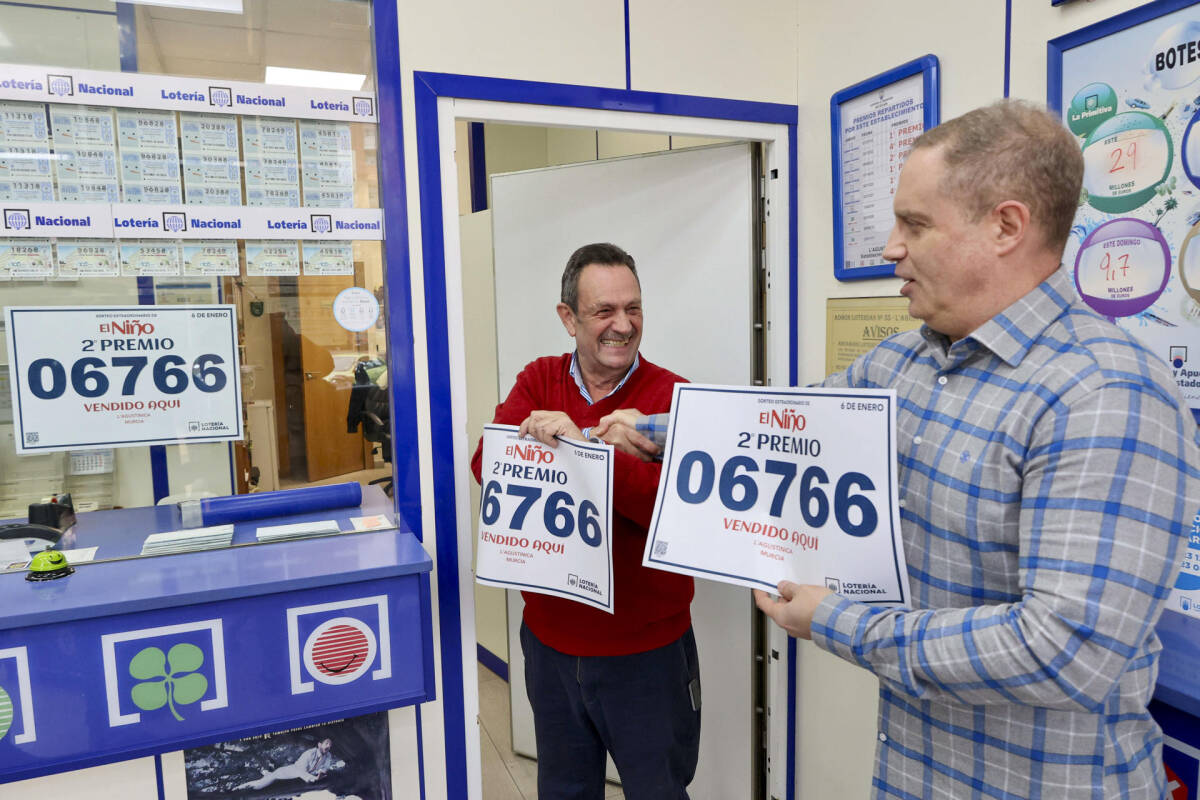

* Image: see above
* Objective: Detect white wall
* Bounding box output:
[791,2,1006,797]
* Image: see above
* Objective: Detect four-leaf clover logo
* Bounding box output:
[129,643,208,722]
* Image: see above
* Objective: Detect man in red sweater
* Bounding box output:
[470,243,699,800]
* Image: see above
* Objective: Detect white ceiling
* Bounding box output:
[137,0,375,88]
[0,0,376,88]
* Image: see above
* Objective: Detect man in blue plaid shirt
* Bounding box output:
[596,101,1200,798]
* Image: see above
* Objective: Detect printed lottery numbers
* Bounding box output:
[673,451,878,537]
[480,481,602,547]
[26,354,227,399]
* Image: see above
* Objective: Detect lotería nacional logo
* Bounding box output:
[352,97,375,117]
[47,74,73,97]
[162,211,187,233]
[208,86,232,108]
[310,214,332,235]
[287,595,392,695]
[1171,345,1188,369]
[3,209,30,231]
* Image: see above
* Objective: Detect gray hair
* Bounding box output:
[913,100,1083,252]
[560,243,638,312]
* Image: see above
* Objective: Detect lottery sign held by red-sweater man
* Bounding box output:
[475,424,615,613]
[644,384,911,605]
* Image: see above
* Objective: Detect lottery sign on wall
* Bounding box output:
[1056,6,1200,413]
[4,305,242,453]
[644,384,910,604]
[475,425,614,613]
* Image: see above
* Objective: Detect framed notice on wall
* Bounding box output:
[831,55,939,281]
[1049,0,1200,419]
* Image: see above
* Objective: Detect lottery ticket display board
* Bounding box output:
[0,63,379,280]
[1050,1,1200,620]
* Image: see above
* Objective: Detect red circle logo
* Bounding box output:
[302,617,377,685]
[1166,763,1189,800]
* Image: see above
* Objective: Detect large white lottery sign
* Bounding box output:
[5,305,242,453]
[475,425,614,613]
[645,385,910,605]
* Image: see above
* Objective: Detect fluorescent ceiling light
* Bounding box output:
[265,66,366,92]
[121,0,243,12]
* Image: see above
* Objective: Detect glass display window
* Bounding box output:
[0,1,392,558]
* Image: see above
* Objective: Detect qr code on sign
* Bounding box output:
[653,540,669,557]
[23,432,38,445]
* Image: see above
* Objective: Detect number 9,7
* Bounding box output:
[480,481,602,547]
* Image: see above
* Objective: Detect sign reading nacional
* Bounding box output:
[0,63,377,124]
[1,202,382,241]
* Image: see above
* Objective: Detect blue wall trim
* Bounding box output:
[1003,0,1012,98]
[414,704,428,800]
[407,69,797,800]
[624,0,632,91]
[372,0,423,541]
[116,2,137,73]
[370,2,426,794]
[417,72,797,123]
[477,643,509,682]
[412,73,470,800]
[468,121,488,212]
[154,754,165,800]
[786,637,797,800]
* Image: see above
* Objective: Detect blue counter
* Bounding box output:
[0,488,434,783]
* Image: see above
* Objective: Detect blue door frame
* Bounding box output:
[368,6,799,785]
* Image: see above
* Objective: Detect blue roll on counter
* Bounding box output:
[179,482,364,528]
[0,484,434,783]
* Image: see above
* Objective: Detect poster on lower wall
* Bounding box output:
[1052,3,1200,415]
[182,712,391,800]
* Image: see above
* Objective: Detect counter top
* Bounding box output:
[0,485,431,630]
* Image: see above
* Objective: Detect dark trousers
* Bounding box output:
[520,622,701,800]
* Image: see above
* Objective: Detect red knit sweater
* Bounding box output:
[470,353,693,656]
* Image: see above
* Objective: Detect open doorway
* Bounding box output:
[405,74,796,800]
[454,122,776,799]
[453,122,744,796]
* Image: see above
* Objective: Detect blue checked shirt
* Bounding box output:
[638,269,1199,796]
[808,268,1200,799]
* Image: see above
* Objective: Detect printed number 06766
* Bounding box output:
[480,481,602,547]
